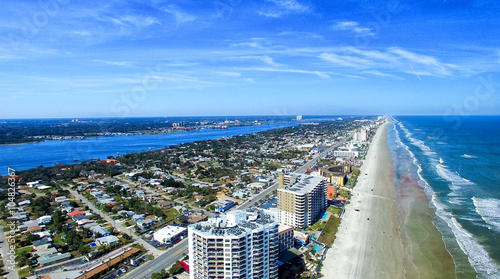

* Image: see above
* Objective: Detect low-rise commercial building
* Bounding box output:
[153,225,188,244]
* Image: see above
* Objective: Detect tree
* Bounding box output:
[27,233,40,243]
[168,262,183,275]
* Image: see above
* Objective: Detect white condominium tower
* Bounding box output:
[277,173,327,229]
[188,208,279,279]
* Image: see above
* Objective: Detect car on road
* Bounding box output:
[355,209,360,212]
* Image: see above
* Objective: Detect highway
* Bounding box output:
[120,137,349,278]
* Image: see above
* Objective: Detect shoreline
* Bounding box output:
[389,120,461,278]
[323,121,405,278]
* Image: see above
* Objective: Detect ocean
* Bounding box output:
[388,116,500,278]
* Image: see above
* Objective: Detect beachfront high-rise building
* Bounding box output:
[188,208,279,279]
[277,173,327,229]
[278,224,294,253]
[352,127,371,142]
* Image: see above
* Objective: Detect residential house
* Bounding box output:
[33,238,52,250]
[27,226,42,234]
[37,215,52,224]
[157,200,174,210]
[89,225,110,237]
[96,235,120,246]
[136,218,157,229]
[54,196,69,203]
[18,200,31,207]
[132,214,145,222]
[37,252,71,267]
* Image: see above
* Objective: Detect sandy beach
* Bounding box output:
[323,122,405,279]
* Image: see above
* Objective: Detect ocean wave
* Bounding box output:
[449,216,500,277]
[435,164,475,192]
[399,122,441,162]
[461,154,476,159]
[472,197,500,233]
[395,121,500,277]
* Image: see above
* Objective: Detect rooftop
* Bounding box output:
[190,208,277,238]
[280,174,325,195]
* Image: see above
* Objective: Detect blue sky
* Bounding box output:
[1,0,500,118]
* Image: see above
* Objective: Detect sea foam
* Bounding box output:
[394,120,500,277]
[472,197,500,233]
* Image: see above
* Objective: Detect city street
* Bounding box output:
[65,188,163,257]
[0,225,19,279]
[121,239,188,279]
[120,137,349,278]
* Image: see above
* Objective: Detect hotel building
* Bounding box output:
[188,208,279,279]
[277,174,327,229]
[278,224,294,253]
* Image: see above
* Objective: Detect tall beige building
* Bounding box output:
[277,174,327,229]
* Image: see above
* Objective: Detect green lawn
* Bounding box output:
[18,267,30,278]
[164,208,181,221]
[326,206,342,215]
[16,246,33,255]
[308,220,326,231]
[318,216,341,247]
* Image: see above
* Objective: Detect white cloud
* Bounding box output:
[161,6,195,24]
[238,55,281,66]
[361,70,403,79]
[92,60,132,67]
[258,0,309,18]
[331,21,374,37]
[103,15,159,28]
[319,52,373,68]
[72,30,93,36]
[217,71,242,77]
[319,46,457,78]
[241,67,330,78]
[231,41,266,49]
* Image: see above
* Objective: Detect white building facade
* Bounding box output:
[188,209,279,279]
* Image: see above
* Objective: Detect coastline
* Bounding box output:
[323,122,405,278]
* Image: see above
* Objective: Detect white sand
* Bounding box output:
[322,122,404,279]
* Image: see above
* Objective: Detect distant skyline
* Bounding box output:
[1,0,500,118]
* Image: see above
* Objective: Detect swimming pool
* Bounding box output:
[310,244,322,252]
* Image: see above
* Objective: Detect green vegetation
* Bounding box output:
[338,189,351,199]
[15,246,33,256]
[327,207,342,215]
[308,220,326,232]
[318,216,341,247]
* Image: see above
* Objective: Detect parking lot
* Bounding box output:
[100,254,147,279]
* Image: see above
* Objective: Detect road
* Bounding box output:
[65,188,163,257]
[121,239,188,279]
[120,137,350,278]
[0,225,19,279]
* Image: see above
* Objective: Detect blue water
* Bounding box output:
[389,116,500,278]
[0,121,300,175]
[310,244,322,252]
